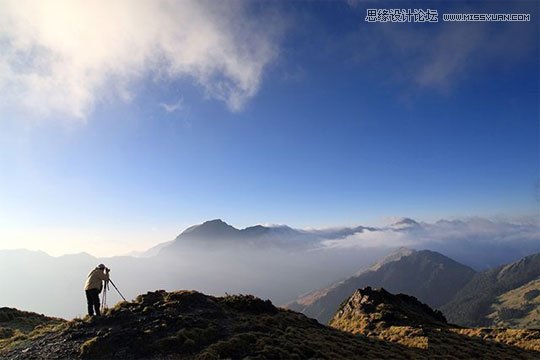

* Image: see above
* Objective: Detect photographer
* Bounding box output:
[84,264,110,317]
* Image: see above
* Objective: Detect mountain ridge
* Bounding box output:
[287,249,476,324]
[156,219,326,254]
[441,253,540,327]
[1,289,539,359]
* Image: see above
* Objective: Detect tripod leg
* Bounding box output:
[109,279,127,301]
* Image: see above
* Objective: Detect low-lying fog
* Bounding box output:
[1,217,538,319]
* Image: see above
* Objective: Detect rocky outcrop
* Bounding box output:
[330,287,448,335]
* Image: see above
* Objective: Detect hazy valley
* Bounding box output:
[1,218,539,358]
[1,217,538,320]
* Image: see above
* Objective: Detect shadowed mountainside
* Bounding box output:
[441,253,540,327]
[287,249,476,324]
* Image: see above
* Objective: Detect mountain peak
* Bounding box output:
[198,219,232,229]
[205,218,227,224]
[165,220,305,251]
[390,217,420,229]
[366,247,416,272]
[397,217,418,224]
[180,219,238,238]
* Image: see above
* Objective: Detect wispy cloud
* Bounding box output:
[341,11,536,94]
[160,98,184,113]
[321,228,415,249]
[413,24,485,91]
[0,0,283,120]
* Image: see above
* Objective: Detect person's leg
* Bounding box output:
[91,289,101,316]
[85,290,94,316]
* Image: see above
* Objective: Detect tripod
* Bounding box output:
[101,278,127,313]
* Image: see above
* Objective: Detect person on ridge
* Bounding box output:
[84,264,110,316]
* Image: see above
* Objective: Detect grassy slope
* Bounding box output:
[487,279,540,328]
[0,290,428,359]
[442,253,540,327]
[0,307,65,340]
[2,290,539,359]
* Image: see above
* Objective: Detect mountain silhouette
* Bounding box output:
[158,219,313,253]
[389,217,422,230]
[181,219,239,239]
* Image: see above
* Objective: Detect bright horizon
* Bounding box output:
[1,0,539,257]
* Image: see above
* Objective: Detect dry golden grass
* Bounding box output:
[331,323,540,359]
[487,279,540,328]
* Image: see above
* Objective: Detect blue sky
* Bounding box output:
[0,0,538,255]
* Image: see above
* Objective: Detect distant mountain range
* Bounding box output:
[158,219,318,252]
[145,219,378,255]
[138,217,539,270]
[287,248,540,328]
[0,217,539,358]
[1,217,538,321]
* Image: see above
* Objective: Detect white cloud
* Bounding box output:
[0,0,282,120]
[343,14,535,95]
[414,25,485,91]
[320,218,540,250]
[321,228,416,249]
[160,98,184,113]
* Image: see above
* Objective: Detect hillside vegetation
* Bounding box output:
[0,290,426,359]
[442,253,540,327]
[2,289,540,359]
[0,307,64,341]
[487,279,540,328]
